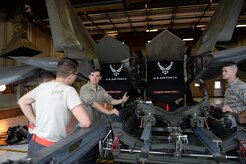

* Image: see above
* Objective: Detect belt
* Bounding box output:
[28,122,34,130]
[32,134,55,147]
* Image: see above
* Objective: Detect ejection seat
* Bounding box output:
[145,30,186,111]
[146,60,185,111]
[94,36,132,100]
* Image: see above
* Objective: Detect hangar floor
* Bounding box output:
[0,98,224,163]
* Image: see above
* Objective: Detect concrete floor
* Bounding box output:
[0,144,28,163]
[0,113,78,163]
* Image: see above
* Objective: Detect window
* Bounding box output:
[214,81,221,89]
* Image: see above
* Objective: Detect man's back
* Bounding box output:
[32,81,81,142]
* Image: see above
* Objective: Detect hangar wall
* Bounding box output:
[0,20,55,108]
[0,19,69,108]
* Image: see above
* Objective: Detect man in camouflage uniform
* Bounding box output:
[77,68,129,164]
[220,63,246,113]
[211,63,246,129]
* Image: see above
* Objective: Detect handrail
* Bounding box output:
[21,121,108,164]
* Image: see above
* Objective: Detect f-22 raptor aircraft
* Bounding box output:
[1,0,246,163]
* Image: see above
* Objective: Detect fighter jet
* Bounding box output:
[0,0,245,163]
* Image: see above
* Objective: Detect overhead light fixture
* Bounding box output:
[146,29,158,32]
[0,85,6,92]
[147,40,151,43]
[196,25,206,28]
[106,31,118,37]
[106,33,118,36]
[236,24,246,27]
[183,38,194,41]
[106,31,118,34]
[106,31,118,36]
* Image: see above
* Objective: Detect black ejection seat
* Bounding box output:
[95,36,132,99]
[145,30,186,111]
[146,59,185,110]
[100,63,132,99]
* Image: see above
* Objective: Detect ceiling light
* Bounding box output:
[182,38,194,41]
[236,24,246,27]
[106,33,117,38]
[106,31,118,34]
[196,25,206,28]
[106,31,118,37]
[146,29,158,32]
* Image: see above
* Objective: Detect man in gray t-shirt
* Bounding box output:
[18,57,91,156]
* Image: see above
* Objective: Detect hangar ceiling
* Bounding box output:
[0,0,246,47]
